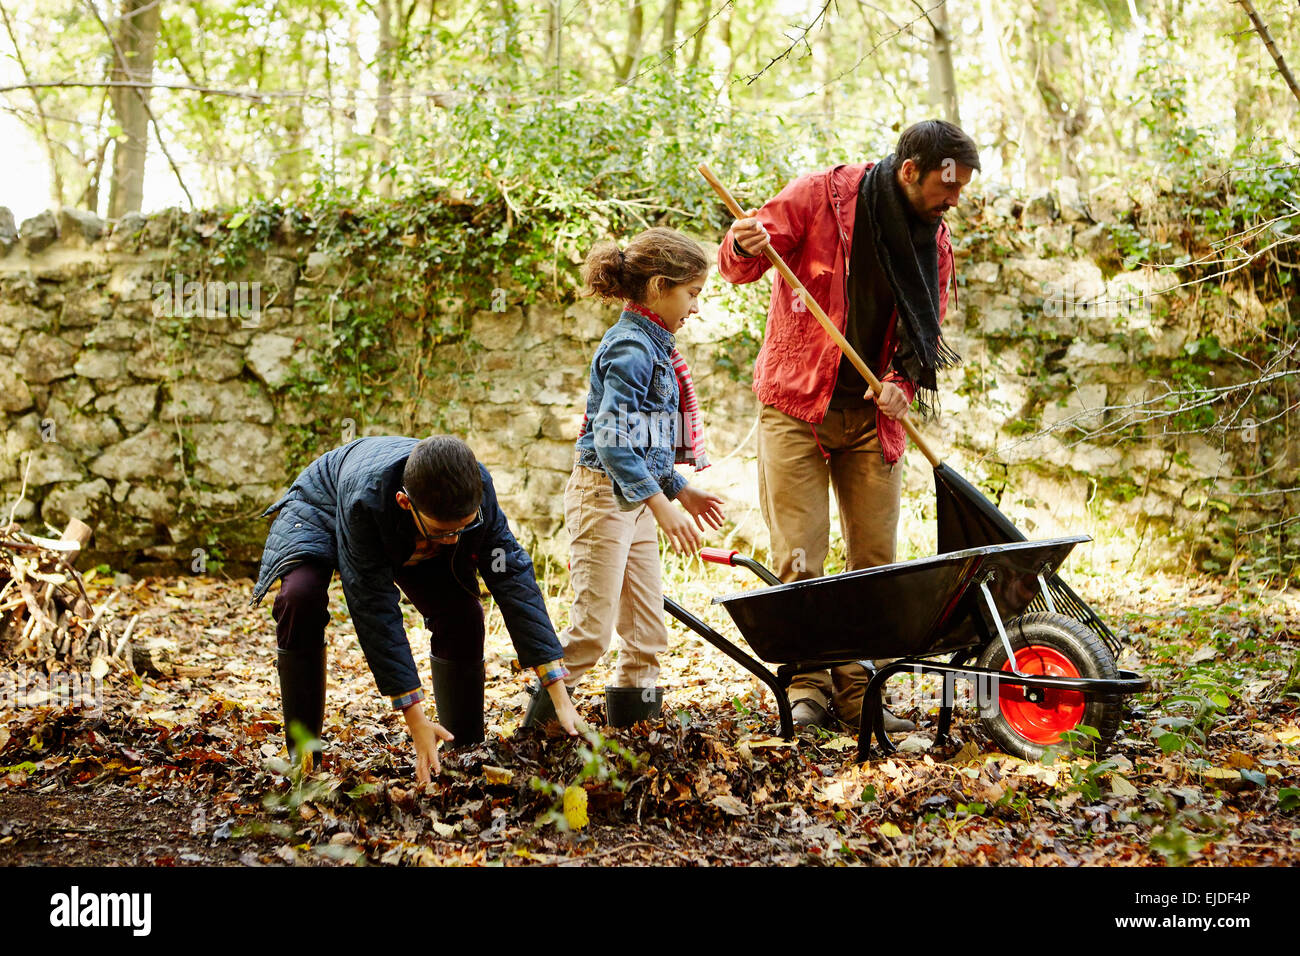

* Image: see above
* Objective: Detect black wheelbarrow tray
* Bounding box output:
[664,535,1148,762]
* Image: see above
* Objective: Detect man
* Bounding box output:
[718,119,979,731]
[251,435,578,782]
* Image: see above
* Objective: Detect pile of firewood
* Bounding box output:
[0,518,144,677]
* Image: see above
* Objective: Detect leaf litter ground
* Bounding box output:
[0,567,1297,866]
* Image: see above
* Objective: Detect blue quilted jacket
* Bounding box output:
[251,436,563,697]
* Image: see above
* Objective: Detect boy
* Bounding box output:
[251,435,577,781]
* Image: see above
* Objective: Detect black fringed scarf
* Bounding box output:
[858,154,962,418]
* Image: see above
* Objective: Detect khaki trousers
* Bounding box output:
[559,465,668,688]
[756,404,903,725]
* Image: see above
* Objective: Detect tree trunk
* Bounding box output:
[621,0,645,82]
[816,4,834,124]
[84,88,112,212]
[1026,0,1086,188]
[347,9,361,144]
[688,0,707,69]
[979,0,1020,173]
[722,2,735,80]
[373,0,395,197]
[544,0,562,86]
[496,0,518,79]
[107,0,161,218]
[661,0,679,69]
[927,0,961,126]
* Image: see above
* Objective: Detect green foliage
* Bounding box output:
[528,725,638,830]
[1148,817,1209,865]
[133,65,800,479]
[1044,726,1118,802]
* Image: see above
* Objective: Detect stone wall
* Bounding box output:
[0,193,1292,578]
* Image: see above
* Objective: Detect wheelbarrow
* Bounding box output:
[663,535,1148,762]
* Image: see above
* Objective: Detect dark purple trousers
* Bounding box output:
[272,555,485,663]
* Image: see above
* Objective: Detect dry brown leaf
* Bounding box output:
[710,794,749,816]
[946,741,981,765]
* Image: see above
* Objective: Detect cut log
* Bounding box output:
[132,635,176,677]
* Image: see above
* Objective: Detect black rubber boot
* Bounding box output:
[276,646,326,768]
[604,686,664,727]
[430,656,485,746]
[522,682,559,728]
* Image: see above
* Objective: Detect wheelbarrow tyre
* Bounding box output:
[976,612,1121,762]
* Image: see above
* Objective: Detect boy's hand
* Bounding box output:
[403,704,454,783]
[676,485,726,532]
[546,681,580,736]
[647,493,702,554]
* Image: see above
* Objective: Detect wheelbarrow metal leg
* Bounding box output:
[857,660,912,761]
[663,596,795,739]
[935,650,968,747]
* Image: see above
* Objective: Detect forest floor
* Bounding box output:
[1,563,1297,867]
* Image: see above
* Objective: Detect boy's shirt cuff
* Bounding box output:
[534,659,569,687]
[391,688,426,711]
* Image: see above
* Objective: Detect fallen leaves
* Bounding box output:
[0,568,1296,867]
[1109,774,1139,797]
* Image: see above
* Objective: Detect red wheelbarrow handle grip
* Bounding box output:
[700,547,740,566]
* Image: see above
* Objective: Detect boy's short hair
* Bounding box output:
[895,120,981,178]
[403,436,483,520]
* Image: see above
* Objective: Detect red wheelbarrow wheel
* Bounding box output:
[976,612,1122,761]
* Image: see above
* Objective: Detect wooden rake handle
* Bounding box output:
[697,163,942,469]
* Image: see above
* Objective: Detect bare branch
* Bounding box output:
[1232,0,1300,109]
[0,78,462,106]
[983,341,1300,464]
[624,0,736,85]
[744,0,835,85]
[805,0,946,95]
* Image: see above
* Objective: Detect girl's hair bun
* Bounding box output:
[581,227,709,302]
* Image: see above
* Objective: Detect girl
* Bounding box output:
[526,227,726,727]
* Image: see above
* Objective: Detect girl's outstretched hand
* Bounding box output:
[647,493,702,554]
[676,485,726,532]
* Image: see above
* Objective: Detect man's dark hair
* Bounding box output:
[895,120,981,178]
[403,436,483,520]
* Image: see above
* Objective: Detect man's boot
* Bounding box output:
[604,686,664,727]
[430,656,485,746]
[791,696,831,729]
[276,646,326,769]
[861,659,917,733]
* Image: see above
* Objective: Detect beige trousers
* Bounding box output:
[756,404,903,724]
[559,465,668,688]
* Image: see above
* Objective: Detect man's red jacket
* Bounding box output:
[718,162,955,464]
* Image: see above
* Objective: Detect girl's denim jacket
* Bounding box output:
[575,309,686,510]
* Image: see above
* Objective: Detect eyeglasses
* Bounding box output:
[403,489,483,542]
